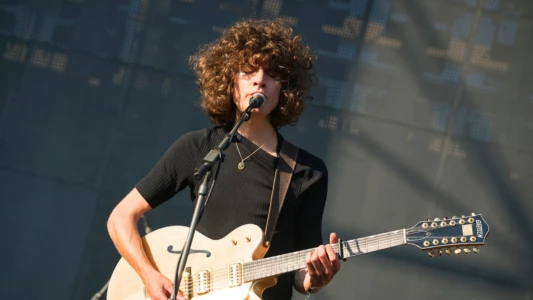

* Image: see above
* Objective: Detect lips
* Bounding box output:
[248,92,266,100]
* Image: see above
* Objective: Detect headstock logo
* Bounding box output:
[476,219,483,238]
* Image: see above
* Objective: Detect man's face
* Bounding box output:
[233,61,281,119]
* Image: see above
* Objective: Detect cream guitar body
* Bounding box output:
[107,214,489,300]
[107,224,275,300]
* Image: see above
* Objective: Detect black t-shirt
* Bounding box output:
[136,126,328,299]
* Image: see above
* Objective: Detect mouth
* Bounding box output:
[248,93,266,100]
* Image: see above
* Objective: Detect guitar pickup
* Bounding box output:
[196,269,212,295]
[228,261,243,287]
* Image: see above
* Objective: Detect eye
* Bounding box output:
[270,74,281,82]
[238,70,255,78]
[265,70,281,81]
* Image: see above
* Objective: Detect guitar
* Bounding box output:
[107,213,489,300]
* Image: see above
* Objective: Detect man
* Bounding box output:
[107,19,340,300]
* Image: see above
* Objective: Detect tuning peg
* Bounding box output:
[445,248,452,255]
[471,212,476,216]
[462,215,466,217]
[434,218,441,221]
[427,218,431,221]
[473,246,480,254]
[463,247,471,254]
[443,217,448,220]
[454,248,462,255]
[452,215,458,219]
[427,250,435,258]
[438,249,443,256]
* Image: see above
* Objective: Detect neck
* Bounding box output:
[242,229,406,282]
[236,115,277,147]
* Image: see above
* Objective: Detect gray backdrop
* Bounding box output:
[0,0,532,299]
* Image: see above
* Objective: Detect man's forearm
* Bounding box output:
[107,211,157,280]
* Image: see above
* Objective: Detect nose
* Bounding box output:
[252,68,266,87]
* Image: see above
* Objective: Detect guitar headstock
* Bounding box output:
[406,213,489,257]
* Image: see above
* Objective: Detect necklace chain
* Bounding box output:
[235,132,276,170]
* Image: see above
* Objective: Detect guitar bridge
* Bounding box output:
[228,261,243,287]
[181,267,193,299]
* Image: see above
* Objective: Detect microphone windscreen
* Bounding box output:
[250,93,265,108]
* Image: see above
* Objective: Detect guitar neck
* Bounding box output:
[243,229,406,282]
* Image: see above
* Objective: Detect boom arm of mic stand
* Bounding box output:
[171,107,252,299]
[193,109,251,180]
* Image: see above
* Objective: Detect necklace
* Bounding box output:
[235,132,276,170]
[235,142,264,170]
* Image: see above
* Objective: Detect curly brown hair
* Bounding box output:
[189,19,317,129]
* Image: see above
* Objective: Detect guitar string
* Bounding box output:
[244,234,405,281]
[180,232,405,291]
[239,228,468,279]
[239,227,466,284]
[181,237,407,293]
[182,238,406,293]
[179,224,469,290]
[180,228,468,292]
[176,232,406,292]
[181,227,471,292]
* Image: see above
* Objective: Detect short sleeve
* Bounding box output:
[135,130,205,208]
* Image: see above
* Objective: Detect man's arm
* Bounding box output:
[107,188,182,300]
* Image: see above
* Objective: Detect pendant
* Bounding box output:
[238,161,245,170]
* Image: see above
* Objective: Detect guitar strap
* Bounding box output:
[263,138,299,247]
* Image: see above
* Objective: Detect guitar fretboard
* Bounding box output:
[243,229,406,282]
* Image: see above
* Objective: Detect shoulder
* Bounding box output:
[173,126,225,148]
[297,148,328,174]
[285,141,329,202]
[279,136,327,181]
[159,127,214,161]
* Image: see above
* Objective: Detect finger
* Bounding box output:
[329,232,343,268]
[325,245,341,275]
[310,248,325,277]
[332,257,341,273]
[164,282,174,295]
[306,251,317,275]
[325,244,339,271]
[154,292,169,300]
[329,232,338,245]
[177,293,188,300]
[177,289,187,300]
[317,245,333,277]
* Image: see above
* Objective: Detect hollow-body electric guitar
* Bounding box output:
[107,213,489,300]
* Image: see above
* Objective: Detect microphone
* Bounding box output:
[248,93,266,108]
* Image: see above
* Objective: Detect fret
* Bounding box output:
[243,229,406,282]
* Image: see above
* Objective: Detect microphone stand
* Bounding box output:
[90,281,108,300]
[169,103,257,300]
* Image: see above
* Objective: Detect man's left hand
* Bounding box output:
[304,232,342,290]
